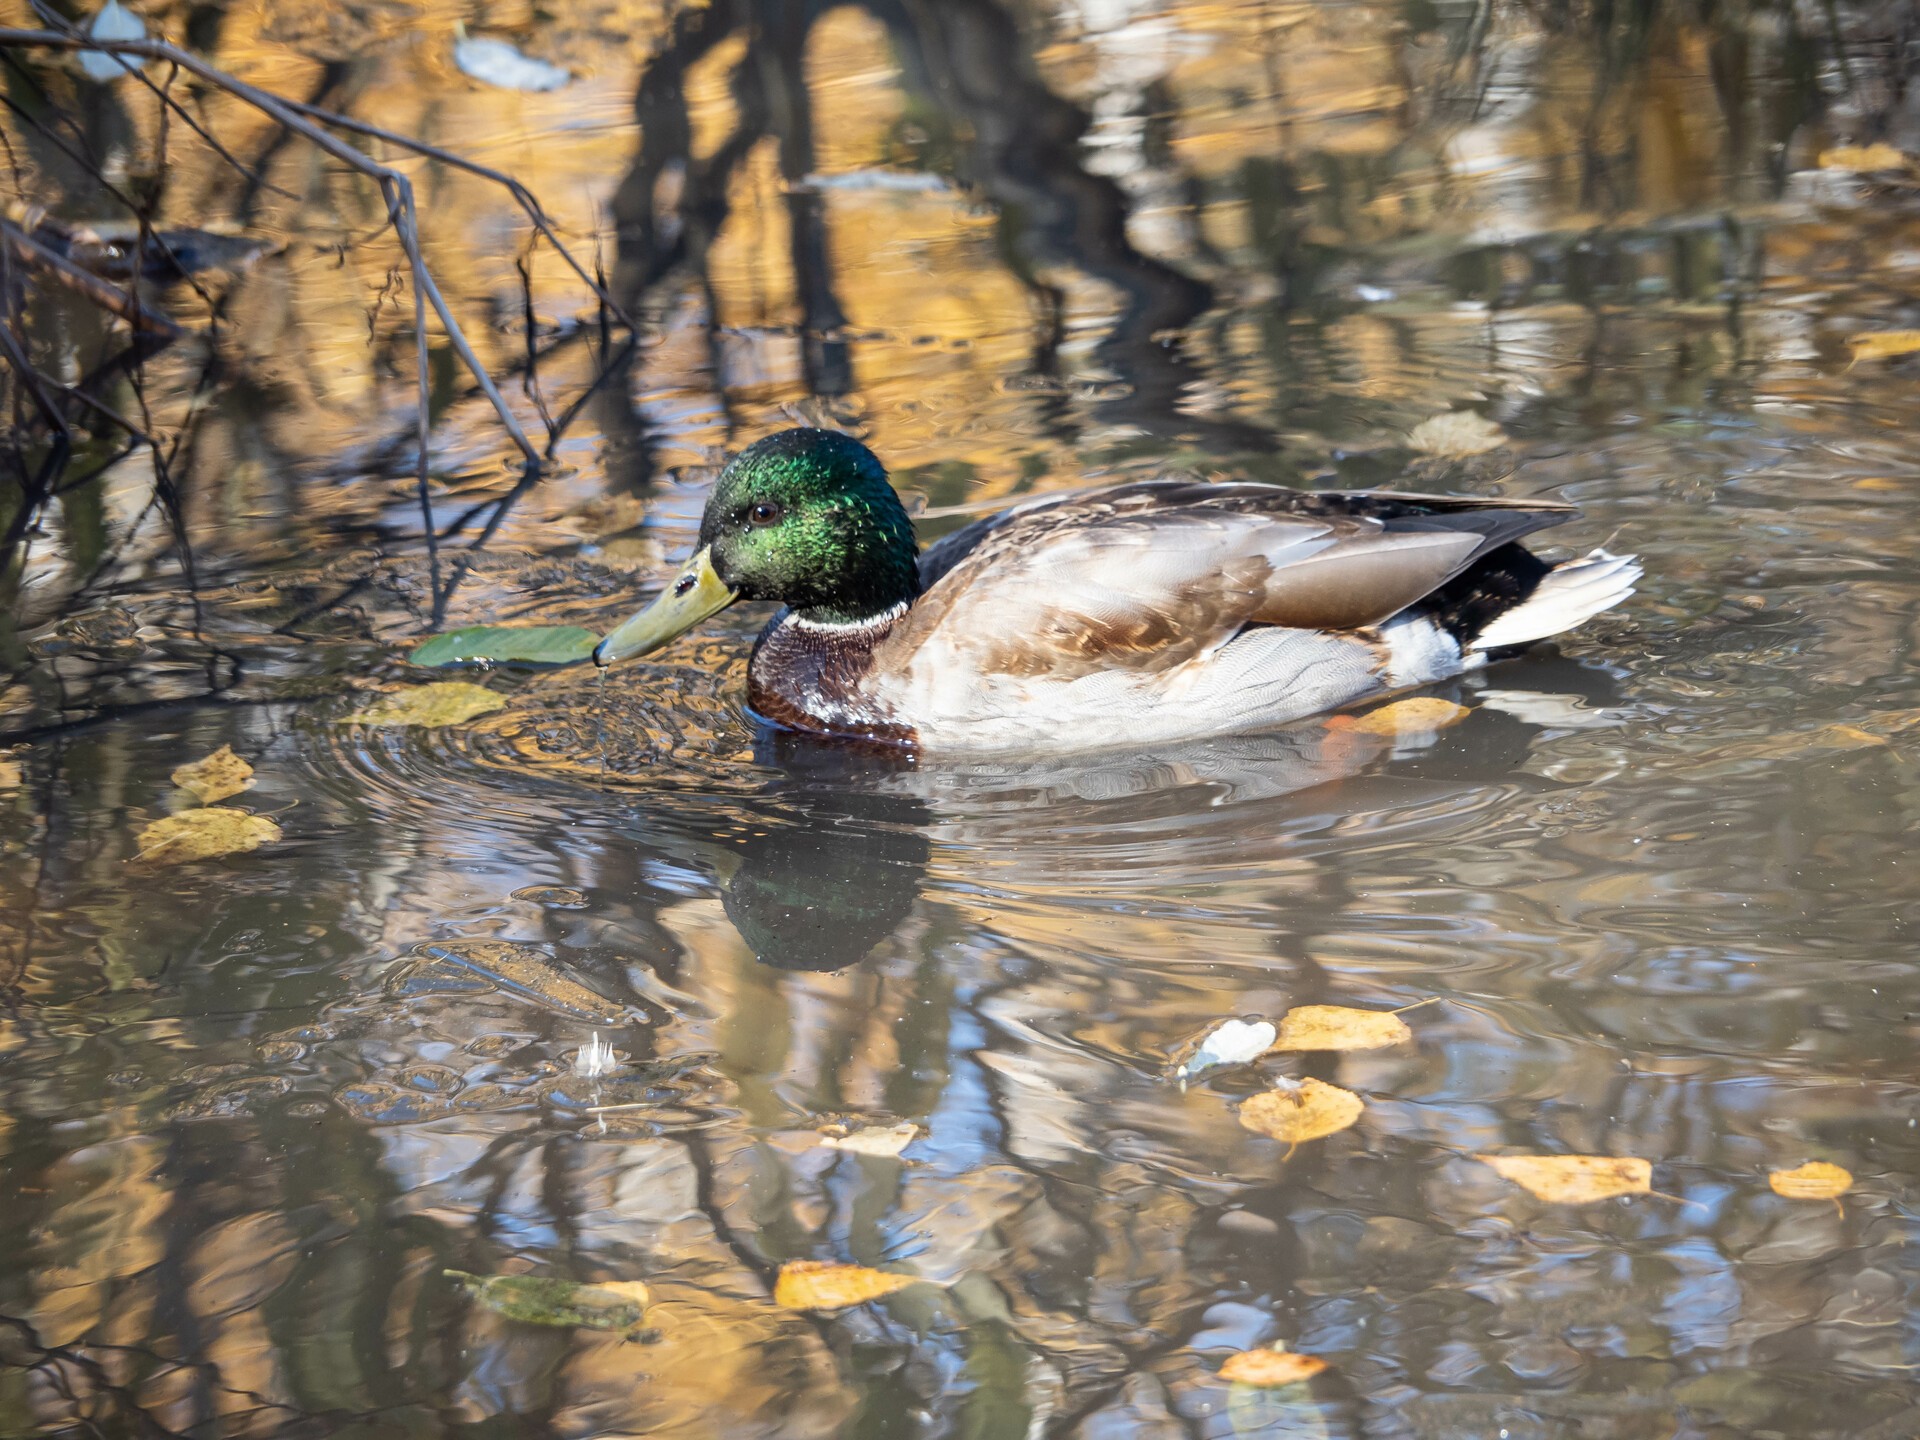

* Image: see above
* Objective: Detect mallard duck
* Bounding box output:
[594,428,1639,750]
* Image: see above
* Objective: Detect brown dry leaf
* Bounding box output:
[1848,331,1920,366]
[773,1262,921,1310]
[1219,1349,1329,1388]
[1819,143,1910,172]
[345,682,507,727]
[136,809,281,866]
[0,756,20,788]
[1408,411,1507,458]
[1272,1004,1412,1052]
[1328,698,1471,736]
[1239,1079,1363,1145]
[1769,1160,1852,1200]
[1476,1154,1651,1203]
[818,1123,918,1157]
[171,745,255,804]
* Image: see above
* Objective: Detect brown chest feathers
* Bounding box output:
[746,610,918,745]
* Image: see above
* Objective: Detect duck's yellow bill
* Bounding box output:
[593,546,738,666]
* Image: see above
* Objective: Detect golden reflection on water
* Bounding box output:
[5,0,1920,1435]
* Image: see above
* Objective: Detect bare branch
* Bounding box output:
[0,29,542,469]
[275,94,638,331]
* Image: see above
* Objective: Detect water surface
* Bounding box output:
[3,1,1920,1435]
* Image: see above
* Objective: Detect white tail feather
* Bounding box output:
[1471,548,1641,652]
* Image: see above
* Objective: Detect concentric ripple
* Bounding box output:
[299,637,768,826]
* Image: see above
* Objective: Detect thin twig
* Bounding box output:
[405,176,443,620]
[0,29,541,469]
[274,93,637,330]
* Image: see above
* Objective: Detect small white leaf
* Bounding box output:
[79,0,146,83]
[817,1122,918,1157]
[454,28,570,92]
[1175,1018,1277,1080]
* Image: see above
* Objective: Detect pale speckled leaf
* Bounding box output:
[818,1123,919,1157]
[136,809,280,866]
[1477,1153,1651,1203]
[344,682,507,727]
[171,745,255,804]
[1408,411,1507,457]
[1238,1079,1364,1145]
[1271,1005,1412,1052]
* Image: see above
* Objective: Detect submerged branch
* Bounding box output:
[0,216,188,338]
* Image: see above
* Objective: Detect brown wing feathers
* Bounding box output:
[898,478,1577,677]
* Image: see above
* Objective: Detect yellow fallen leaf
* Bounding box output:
[773,1262,921,1310]
[0,757,20,788]
[1848,331,1920,366]
[1239,1078,1363,1145]
[818,1122,919,1157]
[1819,143,1909,172]
[1408,410,1507,458]
[135,809,281,866]
[1769,1160,1851,1200]
[171,745,255,804]
[1476,1153,1651,1203]
[345,682,507,727]
[1272,1004,1412,1052]
[1328,698,1471,736]
[1219,1349,1328,1387]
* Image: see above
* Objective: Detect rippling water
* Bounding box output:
[5,0,1920,1435]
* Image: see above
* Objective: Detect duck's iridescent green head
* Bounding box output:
[594,429,919,665]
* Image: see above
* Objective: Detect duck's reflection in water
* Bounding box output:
[702,657,1621,974]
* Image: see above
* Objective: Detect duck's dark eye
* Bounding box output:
[748,501,782,527]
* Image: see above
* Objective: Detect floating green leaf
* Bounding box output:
[409,625,601,668]
[446,1270,650,1335]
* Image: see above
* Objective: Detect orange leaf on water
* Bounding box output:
[1219,1349,1329,1388]
[1769,1161,1851,1201]
[773,1262,921,1311]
